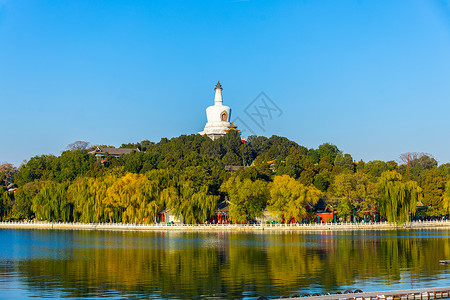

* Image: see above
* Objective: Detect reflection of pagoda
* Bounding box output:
[198,81,238,140]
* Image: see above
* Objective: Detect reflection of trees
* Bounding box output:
[8,230,450,299]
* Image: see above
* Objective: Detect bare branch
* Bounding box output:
[0,163,17,186]
[67,141,90,151]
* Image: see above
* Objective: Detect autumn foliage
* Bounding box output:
[0,133,449,223]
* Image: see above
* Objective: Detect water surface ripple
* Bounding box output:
[0,229,449,299]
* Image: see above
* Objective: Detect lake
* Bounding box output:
[0,229,449,299]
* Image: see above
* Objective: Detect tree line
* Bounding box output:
[1,131,450,224]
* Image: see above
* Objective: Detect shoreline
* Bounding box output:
[289,287,450,300]
[0,220,449,232]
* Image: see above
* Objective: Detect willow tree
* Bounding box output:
[268,175,322,223]
[164,180,218,224]
[0,190,12,220]
[67,177,95,222]
[105,173,161,224]
[377,171,422,224]
[220,175,268,223]
[31,181,71,222]
[443,180,450,215]
[67,175,117,223]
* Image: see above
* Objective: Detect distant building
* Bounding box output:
[7,183,17,193]
[198,81,239,140]
[308,198,337,223]
[156,208,183,224]
[88,147,138,159]
[224,165,248,172]
[255,208,276,224]
[212,200,230,224]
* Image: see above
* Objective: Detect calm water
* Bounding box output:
[0,229,449,299]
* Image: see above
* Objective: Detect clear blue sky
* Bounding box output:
[1,0,450,167]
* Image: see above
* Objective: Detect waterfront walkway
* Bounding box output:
[283,287,450,300]
[0,220,449,231]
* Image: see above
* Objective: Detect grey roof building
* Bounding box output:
[88,147,139,158]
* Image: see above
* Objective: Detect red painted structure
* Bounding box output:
[316,212,336,223]
[156,213,165,223]
[211,200,230,224]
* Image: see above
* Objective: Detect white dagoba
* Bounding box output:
[198,81,232,140]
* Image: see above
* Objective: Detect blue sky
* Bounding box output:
[1,0,450,167]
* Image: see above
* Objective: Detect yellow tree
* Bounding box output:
[68,175,116,223]
[105,173,161,224]
[377,171,422,224]
[67,177,95,223]
[92,175,117,222]
[443,180,450,215]
[268,175,322,223]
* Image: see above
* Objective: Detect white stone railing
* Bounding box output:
[0,219,449,231]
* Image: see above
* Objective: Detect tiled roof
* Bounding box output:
[216,200,229,212]
[89,147,137,156]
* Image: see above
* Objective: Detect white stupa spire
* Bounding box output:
[214,81,223,105]
[198,81,235,140]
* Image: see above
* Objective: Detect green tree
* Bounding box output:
[313,173,330,192]
[165,180,218,224]
[438,163,450,178]
[247,135,270,157]
[398,152,437,182]
[222,152,241,166]
[275,147,304,179]
[377,171,422,224]
[219,130,242,156]
[336,198,354,221]
[298,168,315,186]
[333,171,378,220]
[334,153,355,172]
[239,143,254,166]
[443,180,450,215]
[31,181,71,222]
[12,182,42,220]
[313,158,334,192]
[54,149,95,182]
[316,143,340,166]
[265,136,306,160]
[15,155,56,186]
[364,160,392,181]
[221,175,268,223]
[0,189,12,220]
[420,169,447,216]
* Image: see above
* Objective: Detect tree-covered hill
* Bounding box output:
[1,131,450,223]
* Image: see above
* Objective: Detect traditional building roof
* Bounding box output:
[225,122,240,134]
[216,199,230,213]
[88,147,138,157]
[224,165,248,171]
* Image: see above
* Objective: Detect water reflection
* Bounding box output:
[0,229,449,299]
